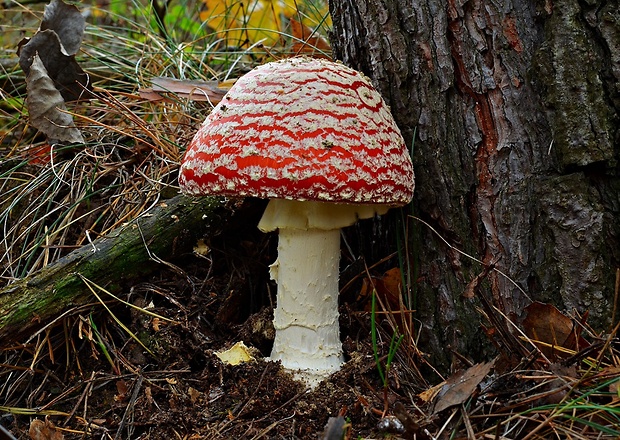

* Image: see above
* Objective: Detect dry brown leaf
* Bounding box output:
[381,267,403,301]
[115,379,129,402]
[138,77,228,104]
[418,381,443,403]
[462,264,493,299]
[29,418,64,440]
[359,267,403,311]
[25,54,84,144]
[40,0,85,55]
[23,143,55,166]
[523,301,590,359]
[432,360,494,414]
[18,30,91,102]
[290,18,331,58]
[137,88,168,102]
[188,386,201,404]
[152,317,161,331]
[17,0,91,102]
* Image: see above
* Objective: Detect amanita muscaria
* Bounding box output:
[179,57,414,386]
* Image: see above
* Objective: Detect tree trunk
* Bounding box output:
[330,0,619,369]
[0,195,226,341]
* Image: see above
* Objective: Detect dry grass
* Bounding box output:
[0,0,331,281]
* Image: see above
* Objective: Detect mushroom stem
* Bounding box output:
[269,227,344,385]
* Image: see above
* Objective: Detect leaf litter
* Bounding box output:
[2,0,620,439]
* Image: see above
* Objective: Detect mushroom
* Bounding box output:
[179,57,414,386]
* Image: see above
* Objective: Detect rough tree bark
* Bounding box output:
[330,0,619,368]
[0,195,227,342]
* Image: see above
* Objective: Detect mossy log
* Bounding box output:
[0,195,226,342]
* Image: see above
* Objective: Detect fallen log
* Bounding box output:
[0,195,227,342]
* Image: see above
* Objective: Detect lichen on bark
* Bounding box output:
[530,0,615,170]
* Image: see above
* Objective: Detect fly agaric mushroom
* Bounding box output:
[179,57,414,386]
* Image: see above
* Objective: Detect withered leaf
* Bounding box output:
[462,264,493,299]
[26,54,84,144]
[28,418,64,440]
[18,30,90,102]
[139,77,227,104]
[18,0,90,102]
[359,267,403,312]
[187,386,201,404]
[523,301,590,359]
[41,0,85,56]
[432,360,494,414]
[290,18,331,58]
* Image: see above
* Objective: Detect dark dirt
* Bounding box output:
[0,202,430,440]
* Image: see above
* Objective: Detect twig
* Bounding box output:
[63,371,96,426]
[114,374,144,440]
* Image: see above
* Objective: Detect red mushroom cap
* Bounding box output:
[179,57,414,205]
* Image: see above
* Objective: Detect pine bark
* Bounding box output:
[0,195,226,341]
[330,0,619,368]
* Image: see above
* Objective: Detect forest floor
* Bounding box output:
[2,1,620,439]
[0,205,432,439]
[1,196,619,440]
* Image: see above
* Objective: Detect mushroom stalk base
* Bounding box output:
[269,227,344,387]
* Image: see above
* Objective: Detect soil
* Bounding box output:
[0,202,430,440]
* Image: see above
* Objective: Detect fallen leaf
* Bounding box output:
[139,77,227,104]
[145,386,153,405]
[23,143,56,165]
[529,363,576,406]
[137,88,168,102]
[25,54,84,144]
[215,341,255,365]
[381,267,404,302]
[432,360,494,414]
[418,382,443,404]
[290,18,331,58]
[462,264,494,299]
[114,379,128,402]
[40,0,85,56]
[188,386,201,404]
[29,418,64,440]
[523,302,590,359]
[193,239,211,256]
[18,0,91,102]
[18,30,91,102]
[359,267,403,311]
[152,77,228,102]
